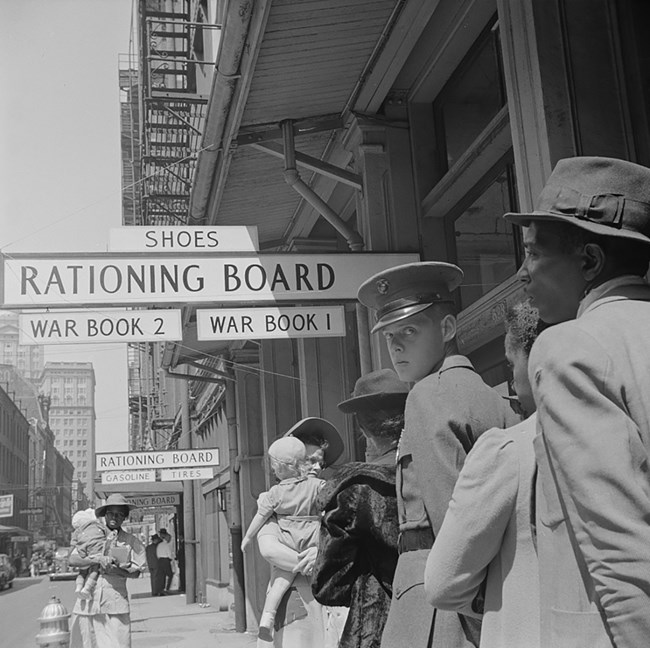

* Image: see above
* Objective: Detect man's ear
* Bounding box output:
[581,243,606,281]
[440,314,457,343]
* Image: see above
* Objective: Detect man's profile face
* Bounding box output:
[517,222,587,323]
[381,310,445,383]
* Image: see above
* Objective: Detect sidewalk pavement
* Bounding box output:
[129,578,256,648]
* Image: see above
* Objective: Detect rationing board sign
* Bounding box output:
[96,449,219,472]
[126,495,180,507]
[0,252,419,308]
[196,306,345,340]
[19,310,182,344]
[109,226,259,253]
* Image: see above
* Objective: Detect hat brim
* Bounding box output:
[338,392,408,413]
[504,211,650,245]
[284,417,344,466]
[370,302,433,334]
[95,502,137,518]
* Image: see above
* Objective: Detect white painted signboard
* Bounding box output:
[1,252,419,308]
[101,470,157,484]
[160,467,214,481]
[0,494,13,518]
[19,310,182,345]
[196,306,345,340]
[126,494,180,507]
[109,226,259,252]
[96,448,219,471]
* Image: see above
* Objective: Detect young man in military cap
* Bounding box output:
[358,262,519,648]
[504,156,650,648]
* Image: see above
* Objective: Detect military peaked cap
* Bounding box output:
[358,261,463,332]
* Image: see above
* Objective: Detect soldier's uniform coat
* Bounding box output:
[380,355,519,648]
[530,278,650,648]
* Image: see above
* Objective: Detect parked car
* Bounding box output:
[0,554,16,590]
[49,546,79,581]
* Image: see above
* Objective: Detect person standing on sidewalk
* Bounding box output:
[69,494,146,648]
[357,262,519,648]
[156,529,174,595]
[145,534,161,596]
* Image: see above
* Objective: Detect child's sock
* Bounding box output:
[259,610,275,630]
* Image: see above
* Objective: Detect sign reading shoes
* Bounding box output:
[96,449,219,472]
[196,306,345,340]
[1,252,419,308]
[109,226,259,253]
[19,310,182,344]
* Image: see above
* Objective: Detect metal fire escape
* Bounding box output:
[119,0,218,451]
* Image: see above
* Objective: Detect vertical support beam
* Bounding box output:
[180,381,196,605]
[344,112,420,372]
[226,373,246,632]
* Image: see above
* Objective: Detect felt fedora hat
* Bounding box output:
[283,417,344,466]
[338,369,409,413]
[504,156,650,245]
[358,261,463,333]
[95,493,137,518]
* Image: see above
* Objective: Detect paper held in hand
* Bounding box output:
[109,546,130,564]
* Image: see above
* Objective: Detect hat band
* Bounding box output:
[539,184,650,235]
[375,293,450,322]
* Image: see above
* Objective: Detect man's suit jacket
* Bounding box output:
[529,279,650,647]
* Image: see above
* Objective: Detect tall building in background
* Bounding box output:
[40,362,96,503]
[0,311,44,381]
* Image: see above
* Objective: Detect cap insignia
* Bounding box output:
[376,278,390,295]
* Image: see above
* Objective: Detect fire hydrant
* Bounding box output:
[36,597,70,647]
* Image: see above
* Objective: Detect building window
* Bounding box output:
[448,162,521,309]
[433,19,506,173]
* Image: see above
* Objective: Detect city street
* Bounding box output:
[0,575,256,648]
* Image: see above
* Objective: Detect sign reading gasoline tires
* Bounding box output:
[18,310,182,344]
[196,306,345,340]
[160,467,214,481]
[96,449,220,471]
[0,252,419,308]
[101,470,157,484]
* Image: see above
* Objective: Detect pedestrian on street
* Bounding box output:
[425,302,543,648]
[156,529,174,595]
[357,262,519,648]
[255,417,345,648]
[504,156,650,647]
[312,369,408,648]
[69,493,146,648]
[145,534,161,596]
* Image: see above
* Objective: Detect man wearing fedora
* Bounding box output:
[505,156,650,647]
[358,263,518,648]
[69,494,146,648]
[313,369,408,648]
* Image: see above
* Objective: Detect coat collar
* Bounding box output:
[438,354,475,374]
[578,275,650,317]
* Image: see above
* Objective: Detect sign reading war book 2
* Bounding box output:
[0,252,419,308]
[19,310,182,344]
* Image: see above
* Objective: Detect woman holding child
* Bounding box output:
[69,493,146,648]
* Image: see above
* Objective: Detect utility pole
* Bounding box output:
[180,381,196,604]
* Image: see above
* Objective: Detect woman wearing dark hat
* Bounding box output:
[69,494,146,648]
[312,369,408,648]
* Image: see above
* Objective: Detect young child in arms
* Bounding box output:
[241,436,325,640]
[70,508,107,599]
